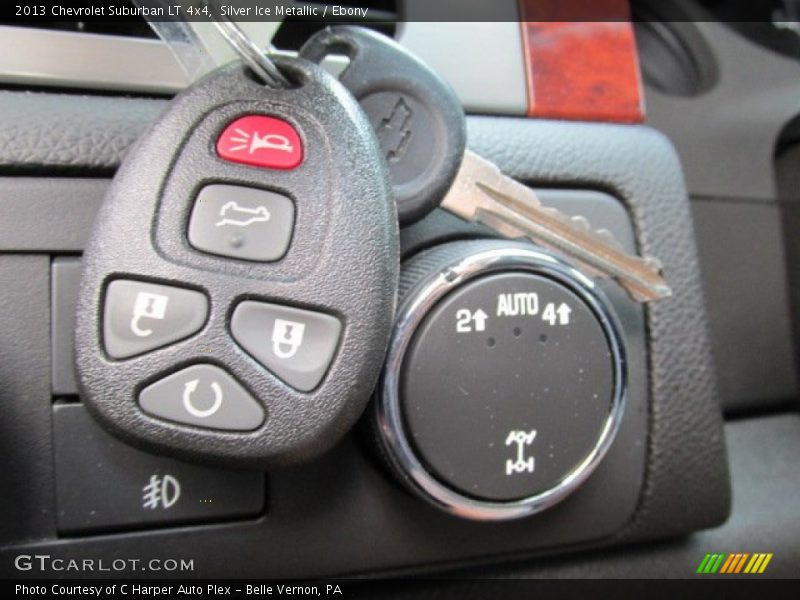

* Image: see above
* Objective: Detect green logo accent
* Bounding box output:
[696,553,725,574]
[697,552,773,574]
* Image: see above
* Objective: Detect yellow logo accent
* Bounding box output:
[697,552,773,574]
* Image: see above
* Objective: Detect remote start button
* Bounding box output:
[139,364,265,431]
[217,115,303,170]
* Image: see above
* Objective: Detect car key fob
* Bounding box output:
[300,26,466,225]
[302,27,669,302]
[74,57,399,468]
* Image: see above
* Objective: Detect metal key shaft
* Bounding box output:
[299,26,671,303]
[441,151,672,303]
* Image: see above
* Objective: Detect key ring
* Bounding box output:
[210,17,290,89]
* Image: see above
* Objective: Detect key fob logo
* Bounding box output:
[376,96,413,164]
[271,319,306,359]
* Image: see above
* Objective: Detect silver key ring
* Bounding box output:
[210,17,290,88]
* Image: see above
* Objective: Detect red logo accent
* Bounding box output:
[217,115,303,170]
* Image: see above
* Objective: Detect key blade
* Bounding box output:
[474,197,670,302]
[479,183,672,302]
[442,151,672,302]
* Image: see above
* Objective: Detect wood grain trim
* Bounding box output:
[518,0,645,123]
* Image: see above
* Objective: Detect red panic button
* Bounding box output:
[217,115,303,170]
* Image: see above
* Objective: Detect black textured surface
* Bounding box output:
[465,117,730,541]
[0,91,167,175]
[0,256,54,544]
[0,88,729,573]
[74,59,399,468]
[300,26,466,225]
[459,413,800,578]
[51,257,82,395]
[53,404,265,534]
[692,198,797,412]
[784,203,800,408]
[0,413,792,578]
[0,178,107,251]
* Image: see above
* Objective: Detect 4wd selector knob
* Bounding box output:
[375,241,626,520]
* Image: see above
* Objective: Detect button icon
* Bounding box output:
[139,365,265,431]
[215,200,271,228]
[54,405,265,533]
[188,185,295,262]
[271,318,307,359]
[227,130,295,154]
[217,115,303,170]
[104,281,208,360]
[142,473,181,510]
[182,379,224,418]
[130,291,170,338]
[505,429,537,476]
[231,301,341,392]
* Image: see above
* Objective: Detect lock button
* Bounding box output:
[230,301,341,392]
[104,280,208,359]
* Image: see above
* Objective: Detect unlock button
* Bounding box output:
[104,280,208,359]
[231,301,341,392]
